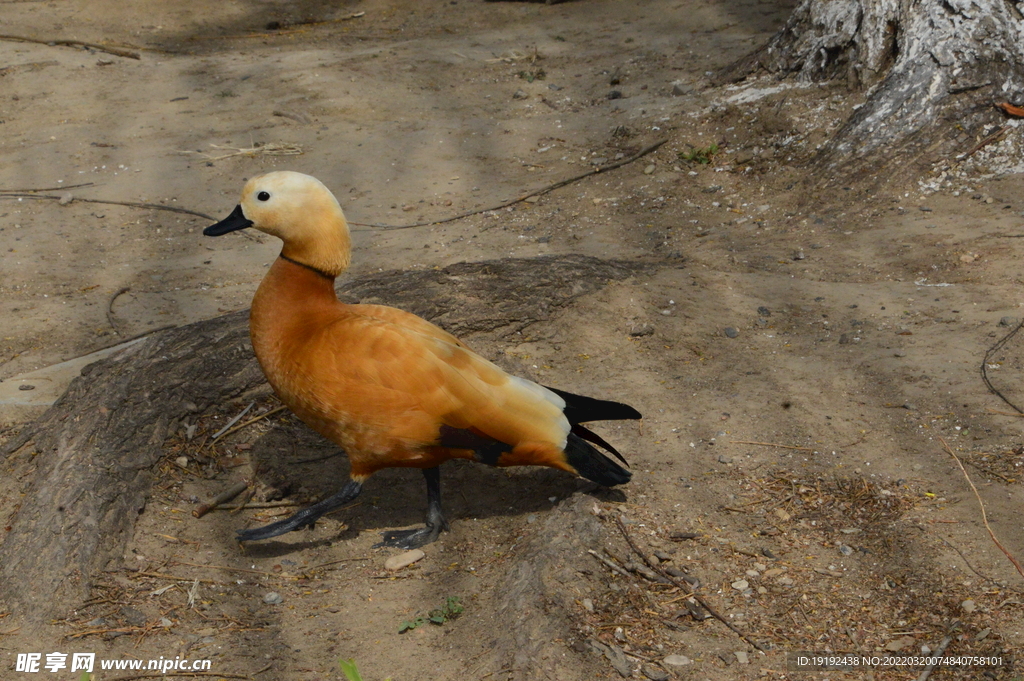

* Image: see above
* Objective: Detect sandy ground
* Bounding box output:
[1,0,1023,679]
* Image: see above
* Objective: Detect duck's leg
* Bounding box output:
[376,466,449,549]
[237,480,362,542]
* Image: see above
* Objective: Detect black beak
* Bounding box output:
[204,205,253,236]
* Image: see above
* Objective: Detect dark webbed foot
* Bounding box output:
[237,480,362,542]
[376,521,447,549]
[375,467,448,549]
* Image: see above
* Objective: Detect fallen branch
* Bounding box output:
[214,500,301,511]
[995,102,1024,117]
[936,536,1005,588]
[588,549,633,579]
[178,142,303,162]
[0,191,216,220]
[940,438,1024,580]
[613,515,766,652]
[978,319,1024,413]
[211,405,287,442]
[0,182,94,192]
[107,286,130,336]
[211,403,255,441]
[956,126,1009,161]
[350,139,668,231]
[916,635,952,681]
[193,481,249,518]
[0,33,140,59]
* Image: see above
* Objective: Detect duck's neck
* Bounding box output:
[278,210,352,278]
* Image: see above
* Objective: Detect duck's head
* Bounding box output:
[205,171,352,277]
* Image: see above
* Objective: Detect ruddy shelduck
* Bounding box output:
[205,171,640,548]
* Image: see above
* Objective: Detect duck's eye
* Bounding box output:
[257,191,271,202]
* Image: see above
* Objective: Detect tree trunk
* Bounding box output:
[720,0,1024,175]
[0,254,645,624]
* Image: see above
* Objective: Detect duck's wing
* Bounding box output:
[351,304,472,350]
[297,309,569,450]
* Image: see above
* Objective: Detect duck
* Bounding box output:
[204,171,640,548]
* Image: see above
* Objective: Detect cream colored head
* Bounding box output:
[213,171,352,277]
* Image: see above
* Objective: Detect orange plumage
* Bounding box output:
[205,171,639,547]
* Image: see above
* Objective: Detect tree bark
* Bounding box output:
[720,0,1024,174]
[0,254,646,623]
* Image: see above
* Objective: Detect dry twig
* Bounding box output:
[179,142,303,162]
[193,481,249,518]
[916,635,952,681]
[0,191,218,221]
[212,405,288,442]
[107,286,130,335]
[613,515,766,652]
[981,318,1024,413]
[350,139,668,231]
[0,33,140,59]
[940,438,1024,580]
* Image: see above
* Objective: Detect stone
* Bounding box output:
[642,664,670,680]
[734,650,749,664]
[663,654,691,666]
[263,592,283,605]
[731,579,749,590]
[384,549,425,571]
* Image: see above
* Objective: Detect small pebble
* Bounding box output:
[174,456,189,469]
[671,83,692,97]
[718,454,733,464]
[582,598,594,613]
[263,592,283,605]
[629,323,655,337]
[642,664,670,681]
[777,576,794,586]
[961,599,976,613]
[745,569,759,578]
[512,89,528,100]
[731,579,749,591]
[160,617,173,627]
[644,164,655,175]
[724,326,739,338]
[18,384,35,391]
[999,316,1018,327]
[663,654,691,667]
[614,626,626,642]
[59,193,74,205]
[734,651,749,664]
[607,90,623,100]
[385,549,425,571]
[762,568,784,578]
[839,544,854,556]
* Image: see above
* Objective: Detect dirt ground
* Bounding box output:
[1,0,1023,679]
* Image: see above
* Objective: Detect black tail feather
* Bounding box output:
[545,386,642,424]
[572,423,629,468]
[564,432,631,487]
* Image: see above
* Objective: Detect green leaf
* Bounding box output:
[338,659,363,681]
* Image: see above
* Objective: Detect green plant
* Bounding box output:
[339,658,392,681]
[678,143,719,164]
[398,596,465,633]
